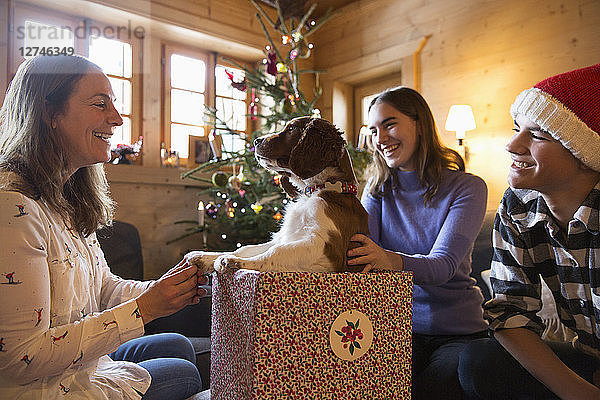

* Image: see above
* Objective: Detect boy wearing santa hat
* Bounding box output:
[459,64,600,399]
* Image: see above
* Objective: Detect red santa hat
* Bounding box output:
[510,63,600,171]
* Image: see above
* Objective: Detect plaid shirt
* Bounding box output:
[485,183,600,360]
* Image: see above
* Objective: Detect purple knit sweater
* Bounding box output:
[362,169,489,335]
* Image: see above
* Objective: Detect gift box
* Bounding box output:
[211,270,413,399]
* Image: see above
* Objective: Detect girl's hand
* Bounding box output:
[346,234,403,272]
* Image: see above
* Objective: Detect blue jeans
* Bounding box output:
[458,337,599,399]
[412,330,488,400]
[109,333,202,400]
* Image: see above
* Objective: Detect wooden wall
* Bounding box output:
[312,0,600,210]
[104,164,212,279]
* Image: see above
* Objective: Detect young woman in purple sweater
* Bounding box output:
[347,87,488,400]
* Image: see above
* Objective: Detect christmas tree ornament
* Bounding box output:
[291,30,302,42]
[273,211,283,221]
[225,69,247,91]
[314,72,322,97]
[280,97,294,114]
[289,48,299,61]
[281,34,292,45]
[295,39,310,58]
[251,203,263,214]
[206,202,219,218]
[272,174,282,186]
[276,62,287,73]
[239,189,246,197]
[211,171,229,187]
[227,207,235,218]
[266,51,277,76]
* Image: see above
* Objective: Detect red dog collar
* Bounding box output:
[304,182,358,196]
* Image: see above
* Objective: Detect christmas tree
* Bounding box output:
[171,0,370,251]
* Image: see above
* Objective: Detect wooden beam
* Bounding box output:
[105,164,209,188]
[323,38,422,84]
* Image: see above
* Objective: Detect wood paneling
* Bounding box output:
[313,0,600,210]
[105,164,211,279]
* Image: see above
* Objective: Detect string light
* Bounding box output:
[221,234,227,239]
[308,43,314,49]
[236,243,242,248]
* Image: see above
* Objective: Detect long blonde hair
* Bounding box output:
[364,87,464,206]
[0,55,114,236]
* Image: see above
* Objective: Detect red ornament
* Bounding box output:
[266,51,277,76]
[248,88,258,121]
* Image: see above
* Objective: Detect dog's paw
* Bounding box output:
[214,255,242,273]
[185,251,217,275]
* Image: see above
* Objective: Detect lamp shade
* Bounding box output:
[445,105,476,139]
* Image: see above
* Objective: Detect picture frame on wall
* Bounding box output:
[188,135,213,168]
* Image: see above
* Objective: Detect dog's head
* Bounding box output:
[254,117,357,193]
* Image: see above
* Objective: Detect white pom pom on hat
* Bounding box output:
[510,63,600,171]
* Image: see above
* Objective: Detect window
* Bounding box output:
[215,65,247,155]
[88,36,133,146]
[22,20,75,55]
[353,74,402,146]
[11,4,140,147]
[163,46,251,161]
[165,51,208,159]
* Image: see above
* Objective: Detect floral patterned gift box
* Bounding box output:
[211,270,413,399]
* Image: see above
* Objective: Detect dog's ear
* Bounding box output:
[328,147,358,184]
[289,118,345,179]
[280,176,300,198]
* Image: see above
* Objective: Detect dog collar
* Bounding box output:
[304,182,358,197]
[341,182,358,195]
[304,184,325,196]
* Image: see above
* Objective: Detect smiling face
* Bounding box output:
[506,114,583,195]
[368,101,419,170]
[53,69,123,174]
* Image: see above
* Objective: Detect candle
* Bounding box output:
[198,201,205,226]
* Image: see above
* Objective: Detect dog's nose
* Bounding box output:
[254,137,264,147]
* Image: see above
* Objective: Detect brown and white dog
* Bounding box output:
[186,117,369,273]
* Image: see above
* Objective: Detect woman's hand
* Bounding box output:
[346,234,403,272]
[135,259,209,324]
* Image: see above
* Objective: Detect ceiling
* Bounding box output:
[259,0,359,19]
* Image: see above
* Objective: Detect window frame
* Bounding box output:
[162,44,253,163]
[9,3,142,146]
[214,58,253,155]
